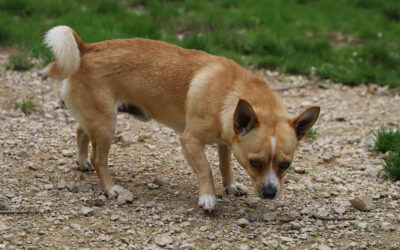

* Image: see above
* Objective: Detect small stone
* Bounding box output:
[180,243,195,250]
[290,221,301,230]
[381,222,394,231]
[245,197,259,207]
[154,234,173,247]
[237,218,249,227]
[57,180,67,189]
[317,244,331,250]
[71,184,92,193]
[356,222,368,230]
[300,101,312,107]
[61,149,73,157]
[43,184,53,190]
[81,207,94,216]
[111,215,119,221]
[294,166,306,174]
[331,206,346,215]
[263,212,277,222]
[117,189,134,204]
[15,241,23,246]
[350,196,374,211]
[316,208,329,217]
[147,183,159,189]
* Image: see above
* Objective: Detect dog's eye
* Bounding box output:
[249,159,263,169]
[279,162,291,170]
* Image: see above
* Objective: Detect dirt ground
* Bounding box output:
[0,52,400,249]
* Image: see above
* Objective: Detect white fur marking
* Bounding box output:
[228,183,248,196]
[44,26,80,76]
[108,185,125,199]
[198,195,216,211]
[266,136,280,194]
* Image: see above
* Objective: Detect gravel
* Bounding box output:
[0,54,399,248]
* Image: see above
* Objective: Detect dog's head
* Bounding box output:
[231,99,320,199]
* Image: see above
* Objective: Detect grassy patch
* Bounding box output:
[14,100,36,113]
[1,0,400,86]
[8,53,32,71]
[375,127,400,181]
[305,128,318,139]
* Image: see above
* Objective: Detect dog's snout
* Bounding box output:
[261,185,277,199]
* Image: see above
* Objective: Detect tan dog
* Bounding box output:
[42,26,320,212]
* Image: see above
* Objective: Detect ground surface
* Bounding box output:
[0,53,400,249]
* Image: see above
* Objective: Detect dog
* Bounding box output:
[42,26,320,212]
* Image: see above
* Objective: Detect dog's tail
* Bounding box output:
[42,26,84,79]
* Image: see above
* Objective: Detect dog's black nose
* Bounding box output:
[261,186,277,199]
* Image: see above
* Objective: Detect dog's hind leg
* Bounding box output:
[85,114,129,199]
[76,126,94,171]
[218,144,248,196]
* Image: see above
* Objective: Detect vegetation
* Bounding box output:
[8,53,32,71]
[1,0,400,87]
[374,127,400,181]
[14,100,36,113]
[305,128,318,139]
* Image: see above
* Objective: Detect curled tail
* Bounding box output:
[43,26,83,78]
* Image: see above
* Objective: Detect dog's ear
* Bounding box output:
[292,106,320,140]
[233,99,259,135]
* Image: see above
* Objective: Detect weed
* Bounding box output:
[374,126,400,181]
[374,127,400,153]
[14,100,36,113]
[382,150,400,181]
[305,128,318,139]
[8,53,32,71]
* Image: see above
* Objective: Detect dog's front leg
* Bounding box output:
[218,144,248,196]
[180,133,216,212]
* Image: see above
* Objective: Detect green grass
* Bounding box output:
[1,0,400,87]
[374,127,400,181]
[8,53,32,71]
[14,100,36,113]
[305,128,318,139]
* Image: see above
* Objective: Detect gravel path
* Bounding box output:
[0,53,400,249]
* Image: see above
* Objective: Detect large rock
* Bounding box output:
[350,196,374,211]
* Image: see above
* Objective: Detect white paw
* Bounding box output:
[76,157,94,171]
[226,183,248,196]
[108,185,124,199]
[198,195,216,212]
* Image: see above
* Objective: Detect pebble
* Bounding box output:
[81,207,94,216]
[317,244,331,250]
[180,243,195,250]
[263,213,277,222]
[147,183,159,189]
[237,218,250,227]
[43,184,54,190]
[111,215,119,221]
[350,196,374,211]
[117,189,134,204]
[61,150,73,157]
[154,234,173,247]
[331,206,346,215]
[294,166,306,174]
[71,184,92,193]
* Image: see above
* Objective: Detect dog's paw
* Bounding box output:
[107,185,125,199]
[226,183,248,196]
[76,158,94,172]
[198,195,216,212]
[37,68,48,80]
